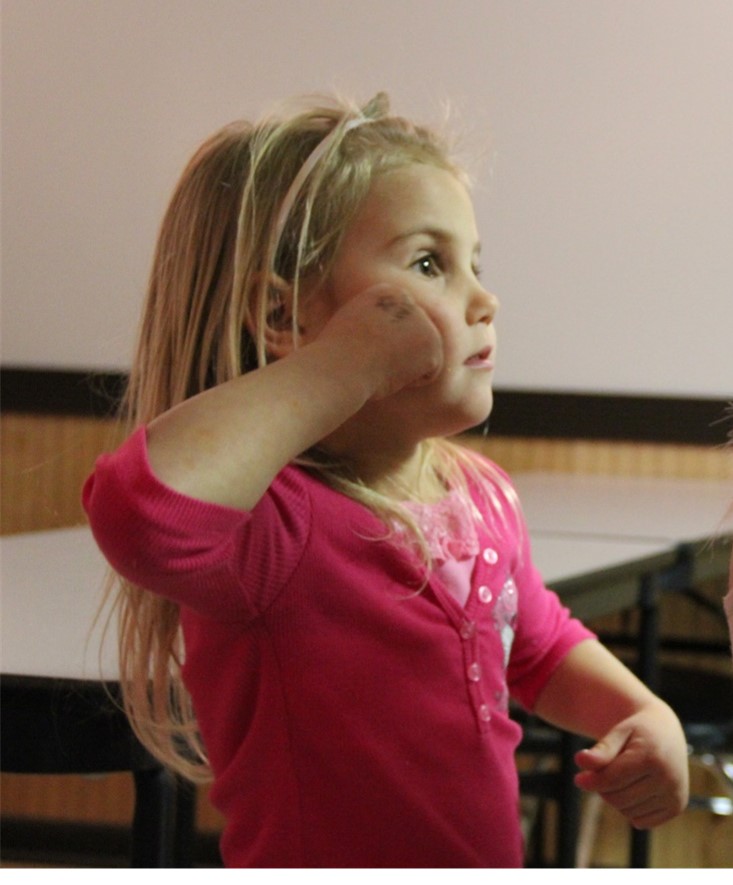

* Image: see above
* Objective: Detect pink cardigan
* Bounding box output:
[83,428,594,867]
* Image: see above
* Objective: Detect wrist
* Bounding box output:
[298,336,381,404]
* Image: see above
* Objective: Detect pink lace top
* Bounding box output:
[402,490,481,608]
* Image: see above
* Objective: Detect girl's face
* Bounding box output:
[301,162,499,442]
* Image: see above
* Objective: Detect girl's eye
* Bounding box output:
[413,253,441,277]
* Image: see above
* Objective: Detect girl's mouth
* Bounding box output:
[464,347,494,370]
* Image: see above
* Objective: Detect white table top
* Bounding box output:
[531,534,673,586]
[512,472,732,543]
[1,524,676,682]
[1,526,117,681]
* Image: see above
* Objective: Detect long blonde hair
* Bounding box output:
[112,92,515,781]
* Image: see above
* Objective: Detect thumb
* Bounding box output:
[575,721,632,772]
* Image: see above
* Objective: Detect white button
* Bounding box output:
[478,585,493,604]
[482,548,498,564]
[460,621,476,640]
[467,662,481,682]
[479,704,492,722]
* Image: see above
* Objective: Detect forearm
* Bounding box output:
[146,285,443,512]
[536,640,689,828]
[533,639,670,739]
[147,340,372,511]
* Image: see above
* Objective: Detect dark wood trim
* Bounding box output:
[486,389,731,446]
[1,366,730,445]
[1,368,126,419]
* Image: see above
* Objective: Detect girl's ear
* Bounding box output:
[246,274,300,360]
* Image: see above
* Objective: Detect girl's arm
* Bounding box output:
[533,639,689,829]
[146,286,442,511]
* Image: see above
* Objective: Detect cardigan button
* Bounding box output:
[467,662,481,682]
[482,548,499,564]
[479,704,492,722]
[460,620,476,640]
[478,585,493,604]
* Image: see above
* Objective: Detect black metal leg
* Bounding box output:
[173,779,198,867]
[630,828,651,868]
[637,573,661,692]
[628,572,661,869]
[131,767,198,867]
[557,731,584,867]
[131,766,179,867]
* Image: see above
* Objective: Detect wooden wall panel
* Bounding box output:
[457,434,733,480]
[2,412,730,539]
[1,414,125,535]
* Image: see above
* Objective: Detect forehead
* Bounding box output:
[346,163,478,246]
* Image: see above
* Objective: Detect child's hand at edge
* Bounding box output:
[316,283,444,400]
[574,702,689,829]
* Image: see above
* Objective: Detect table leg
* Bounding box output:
[629,572,662,868]
[131,766,179,867]
[637,573,662,692]
[557,731,584,867]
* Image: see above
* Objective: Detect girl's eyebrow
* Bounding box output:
[388,227,482,257]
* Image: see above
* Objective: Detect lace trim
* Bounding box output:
[401,491,480,565]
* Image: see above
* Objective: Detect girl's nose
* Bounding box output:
[469,285,500,324]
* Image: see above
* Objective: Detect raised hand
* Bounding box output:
[315,283,444,400]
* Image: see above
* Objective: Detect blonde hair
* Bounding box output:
[112,92,515,781]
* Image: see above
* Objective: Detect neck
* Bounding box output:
[320,421,447,504]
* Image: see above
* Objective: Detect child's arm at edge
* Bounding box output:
[146,286,442,512]
[532,638,689,829]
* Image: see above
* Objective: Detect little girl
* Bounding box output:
[83,93,688,867]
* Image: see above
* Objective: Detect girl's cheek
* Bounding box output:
[422,299,455,343]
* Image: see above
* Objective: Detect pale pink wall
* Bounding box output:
[2,0,731,397]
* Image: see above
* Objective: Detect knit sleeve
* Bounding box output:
[82,426,311,621]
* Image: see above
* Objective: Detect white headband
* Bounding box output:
[271,115,370,259]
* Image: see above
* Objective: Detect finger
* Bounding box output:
[628,804,681,830]
[596,773,655,810]
[611,792,678,830]
[361,283,419,314]
[575,723,633,772]
[574,764,646,794]
[373,290,416,322]
[593,766,685,825]
[599,775,687,827]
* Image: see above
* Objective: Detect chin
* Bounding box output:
[435,397,494,439]
[462,389,494,423]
